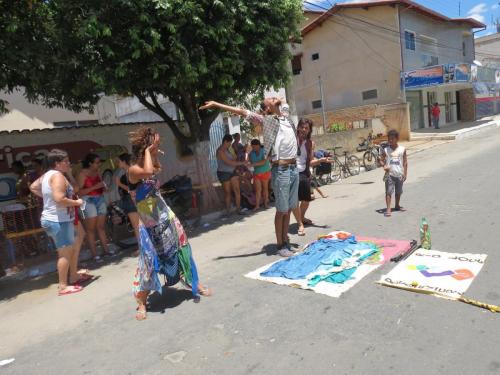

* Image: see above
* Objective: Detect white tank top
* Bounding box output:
[385,145,406,178]
[41,170,74,222]
[296,142,308,172]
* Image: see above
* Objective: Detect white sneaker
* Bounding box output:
[278,247,294,257]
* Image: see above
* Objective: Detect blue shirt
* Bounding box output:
[249,148,271,175]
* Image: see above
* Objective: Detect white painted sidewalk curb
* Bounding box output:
[411,118,500,141]
[452,119,500,140]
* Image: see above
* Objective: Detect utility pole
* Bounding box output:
[318,75,327,133]
[458,1,461,17]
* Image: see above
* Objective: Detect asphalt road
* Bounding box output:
[2,127,500,375]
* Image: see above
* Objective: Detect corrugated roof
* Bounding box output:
[302,0,486,36]
[0,121,164,136]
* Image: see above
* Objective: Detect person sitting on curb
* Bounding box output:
[201,98,298,257]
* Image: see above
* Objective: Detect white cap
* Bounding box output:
[281,103,290,113]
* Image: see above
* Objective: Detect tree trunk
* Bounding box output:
[193,140,222,214]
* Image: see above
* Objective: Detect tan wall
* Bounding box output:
[293,6,403,116]
[306,103,410,152]
[475,35,500,68]
[0,88,98,132]
[0,122,200,207]
[313,128,372,154]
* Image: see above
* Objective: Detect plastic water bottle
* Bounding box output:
[420,217,431,250]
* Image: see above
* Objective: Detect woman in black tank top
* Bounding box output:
[115,153,140,240]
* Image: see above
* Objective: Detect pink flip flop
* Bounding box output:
[58,285,83,296]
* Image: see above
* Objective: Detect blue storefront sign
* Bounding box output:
[404,66,444,88]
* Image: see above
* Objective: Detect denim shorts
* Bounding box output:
[82,195,107,218]
[41,219,75,249]
[271,164,299,213]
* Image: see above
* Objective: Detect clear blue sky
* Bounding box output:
[304,0,500,36]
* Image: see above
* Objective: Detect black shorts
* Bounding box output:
[119,195,137,214]
[217,171,236,183]
[298,172,312,202]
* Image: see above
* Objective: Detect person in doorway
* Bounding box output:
[128,127,211,321]
[248,139,271,211]
[78,153,115,263]
[380,130,408,217]
[200,97,299,257]
[115,153,140,241]
[216,134,248,215]
[431,102,440,129]
[30,149,84,295]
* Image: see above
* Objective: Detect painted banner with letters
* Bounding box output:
[379,249,487,299]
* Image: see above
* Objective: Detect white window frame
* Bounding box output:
[419,34,438,55]
[404,30,416,51]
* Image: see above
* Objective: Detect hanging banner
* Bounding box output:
[454,63,471,82]
[404,66,444,88]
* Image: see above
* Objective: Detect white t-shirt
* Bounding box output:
[296,142,308,172]
[273,117,298,161]
[384,145,406,178]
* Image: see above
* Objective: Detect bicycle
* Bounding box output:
[106,201,134,245]
[328,146,361,181]
[361,134,388,172]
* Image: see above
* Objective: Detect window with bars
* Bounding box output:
[405,30,416,51]
[362,89,378,101]
[312,100,322,109]
[292,55,302,75]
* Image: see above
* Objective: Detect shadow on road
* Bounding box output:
[0,249,136,302]
[147,287,194,314]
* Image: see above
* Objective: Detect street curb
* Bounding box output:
[453,120,500,140]
[411,119,500,142]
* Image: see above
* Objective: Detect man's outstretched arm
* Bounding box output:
[200,101,263,125]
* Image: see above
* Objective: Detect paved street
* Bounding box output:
[2,127,500,375]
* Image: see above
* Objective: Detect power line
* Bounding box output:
[302,2,500,63]
[303,1,500,59]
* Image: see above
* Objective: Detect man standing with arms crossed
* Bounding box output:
[200,98,298,257]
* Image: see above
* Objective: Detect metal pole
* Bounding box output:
[318,75,327,133]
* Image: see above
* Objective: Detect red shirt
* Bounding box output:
[431,105,440,118]
[83,174,104,196]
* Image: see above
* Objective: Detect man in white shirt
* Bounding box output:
[200,98,298,257]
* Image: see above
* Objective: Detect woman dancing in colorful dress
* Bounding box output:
[128,127,212,321]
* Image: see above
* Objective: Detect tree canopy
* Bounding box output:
[1,0,303,144]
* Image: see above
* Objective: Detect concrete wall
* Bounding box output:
[0,122,198,206]
[400,9,475,71]
[0,88,98,132]
[313,128,372,153]
[95,95,178,124]
[306,102,411,152]
[475,33,500,68]
[293,6,403,116]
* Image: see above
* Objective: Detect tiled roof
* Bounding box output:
[302,0,486,36]
[0,121,163,136]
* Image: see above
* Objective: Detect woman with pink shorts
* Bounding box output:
[249,139,271,211]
